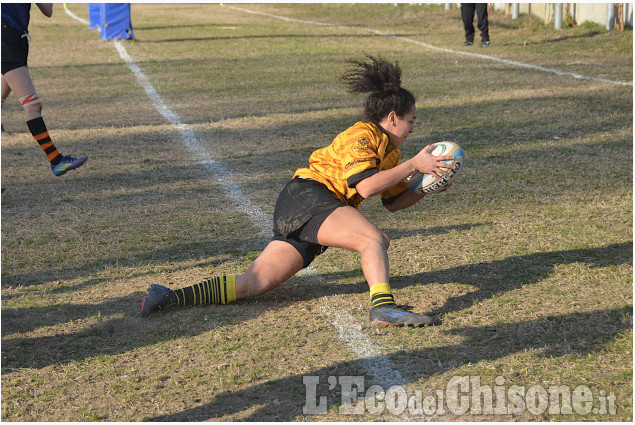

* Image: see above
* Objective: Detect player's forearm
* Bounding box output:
[384,190,424,213]
[355,161,415,199]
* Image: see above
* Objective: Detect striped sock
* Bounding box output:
[27,117,62,165]
[170,275,237,307]
[369,282,396,308]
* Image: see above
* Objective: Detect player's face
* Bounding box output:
[390,106,417,147]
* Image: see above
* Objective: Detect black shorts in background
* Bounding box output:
[1,26,29,75]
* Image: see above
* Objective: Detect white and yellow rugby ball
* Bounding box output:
[404,141,465,195]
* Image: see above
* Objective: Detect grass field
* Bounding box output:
[1,3,632,421]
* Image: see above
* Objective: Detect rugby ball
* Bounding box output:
[404,141,465,195]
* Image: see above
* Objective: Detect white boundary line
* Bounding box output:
[64,3,409,396]
[62,4,88,25]
[113,41,272,234]
[227,4,632,87]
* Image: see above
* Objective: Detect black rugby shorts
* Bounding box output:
[272,178,346,268]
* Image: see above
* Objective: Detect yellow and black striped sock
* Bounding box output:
[369,282,395,308]
[171,275,237,307]
[27,117,62,166]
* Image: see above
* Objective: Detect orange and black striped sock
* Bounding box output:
[27,117,62,166]
[170,275,237,307]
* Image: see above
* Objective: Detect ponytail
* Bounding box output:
[341,54,416,122]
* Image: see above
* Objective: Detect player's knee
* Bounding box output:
[361,230,390,253]
[377,231,390,250]
[20,92,42,109]
[381,231,390,250]
[20,93,42,117]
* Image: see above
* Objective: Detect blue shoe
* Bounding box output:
[51,155,88,176]
[140,284,173,317]
[369,304,436,327]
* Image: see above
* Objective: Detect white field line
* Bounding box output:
[112,41,272,235]
[319,290,406,386]
[62,4,89,25]
[227,4,632,87]
[64,4,408,395]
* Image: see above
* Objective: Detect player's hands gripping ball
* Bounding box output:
[405,141,465,195]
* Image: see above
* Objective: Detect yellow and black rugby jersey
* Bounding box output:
[294,121,409,208]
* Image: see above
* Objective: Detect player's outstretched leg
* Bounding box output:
[140,276,237,317]
[140,241,304,318]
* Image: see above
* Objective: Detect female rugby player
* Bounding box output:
[141,55,454,326]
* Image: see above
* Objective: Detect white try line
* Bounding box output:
[226,4,632,87]
[113,41,273,235]
[62,4,88,25]
[64,3,409,396]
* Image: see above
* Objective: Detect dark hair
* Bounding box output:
[341,54,416,122]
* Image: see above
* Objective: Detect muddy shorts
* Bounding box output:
[1,26,29,75]
[272,178,347,268]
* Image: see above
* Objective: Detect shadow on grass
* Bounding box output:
[136,32,431,44]
[0,221,483,336]
[145,305,632,421]
[1,87,631,289]
[0,235,268,292]
[395,241,633,318]
[1,241,630,374]
[544,29,604,43]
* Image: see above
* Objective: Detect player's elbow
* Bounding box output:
[37,4,54,17]
[384,203,400,213]
[354,180,378,199]
[356,188,375,199]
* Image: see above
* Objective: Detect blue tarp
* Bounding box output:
[88,3,100,30]
[88,3,134,40]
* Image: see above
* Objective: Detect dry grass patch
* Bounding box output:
[2,3,632,421]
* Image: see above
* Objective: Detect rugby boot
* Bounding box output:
[369,304,437,327]
[51,155,88,176]
[140,284,173,317]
